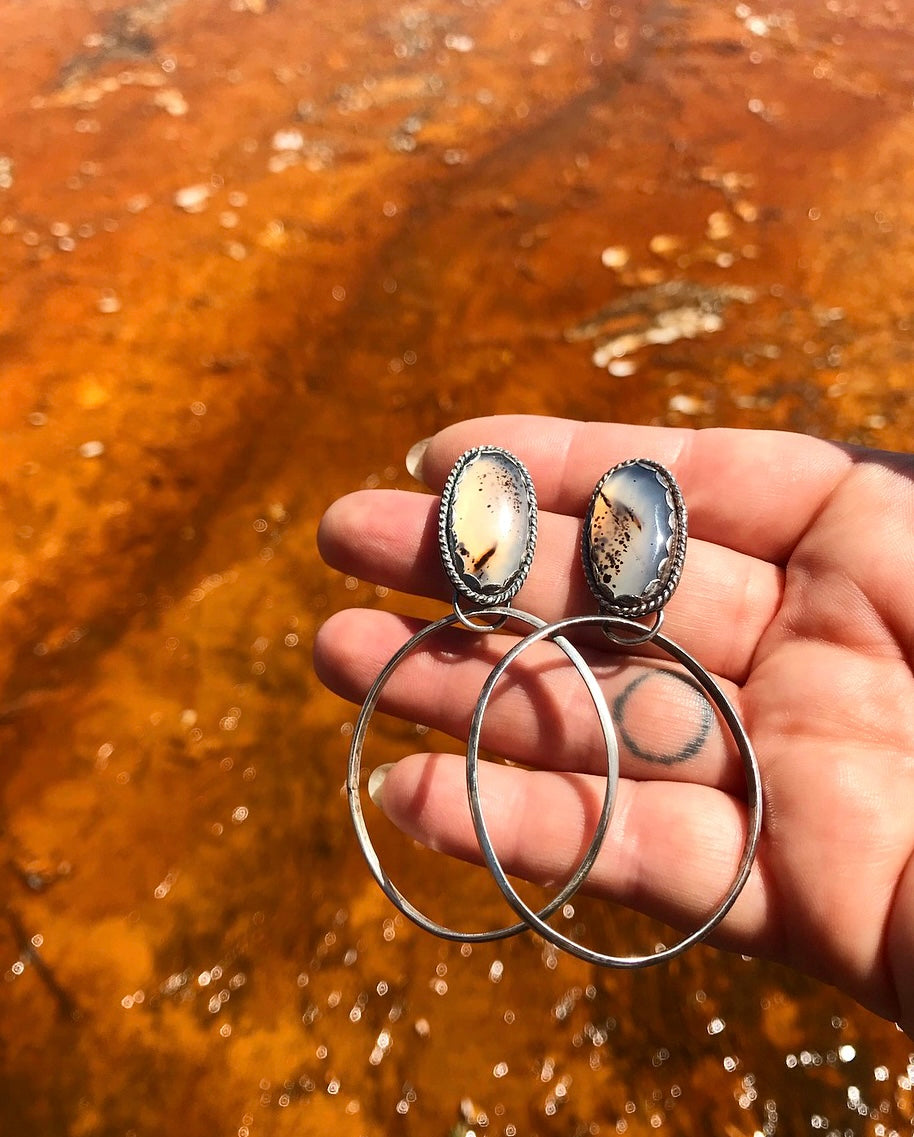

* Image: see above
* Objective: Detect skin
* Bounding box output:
[313,414,914,1035]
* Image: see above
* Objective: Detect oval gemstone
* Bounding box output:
[440,446,536,605]
[583,459,686,615]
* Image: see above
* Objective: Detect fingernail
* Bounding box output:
[405,437,431,482]
[368,763,394,807]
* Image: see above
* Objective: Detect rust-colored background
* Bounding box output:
[2,1,913,1134]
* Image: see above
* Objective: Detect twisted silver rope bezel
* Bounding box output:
[438,445,538,608]
[581,457,688,619]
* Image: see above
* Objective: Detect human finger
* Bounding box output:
[315,609,746,791]
[370,752,776,957]
[318,491,782,683]
[408,415,854,565]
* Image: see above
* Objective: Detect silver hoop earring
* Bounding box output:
[347,445,621,942]
[465,458,763,967]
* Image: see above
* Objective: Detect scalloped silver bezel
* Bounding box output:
[581,458,687,618]
[438,445,538,607]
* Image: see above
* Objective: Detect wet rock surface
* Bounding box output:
[1,0,913,1133]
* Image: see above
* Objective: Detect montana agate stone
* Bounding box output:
[439,446,537,605]
[583,459,687,617]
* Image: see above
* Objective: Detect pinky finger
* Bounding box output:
[371,752,779,959]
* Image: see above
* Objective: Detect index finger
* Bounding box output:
[410,415,854,565]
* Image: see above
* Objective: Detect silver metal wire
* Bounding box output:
[465,612,763,968]
[451,592,509,631]
[600,607,664,645]
[347,606,620,942]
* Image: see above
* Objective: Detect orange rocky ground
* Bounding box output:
[1,1,913,1133]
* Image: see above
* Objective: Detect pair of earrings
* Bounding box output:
[347,446,762,968]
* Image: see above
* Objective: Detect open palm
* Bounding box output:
[314,415,914,1034]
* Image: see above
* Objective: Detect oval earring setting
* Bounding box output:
[582,458,687,619]
[438,445,537,608]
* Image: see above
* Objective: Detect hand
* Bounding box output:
[314,414,914,1034]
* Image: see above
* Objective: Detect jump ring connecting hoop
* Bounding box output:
[452,591,509,632]
[600,607,664,646]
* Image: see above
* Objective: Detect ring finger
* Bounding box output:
[315,608,748,793]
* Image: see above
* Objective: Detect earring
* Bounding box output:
[347,445,621,943]
[464,458,763,967]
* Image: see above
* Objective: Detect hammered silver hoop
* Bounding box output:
[465,612,762,968]
[347,606,621,942]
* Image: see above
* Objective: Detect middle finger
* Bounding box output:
[316,608,748,795]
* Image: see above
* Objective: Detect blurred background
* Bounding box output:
[2,0,913,1133]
